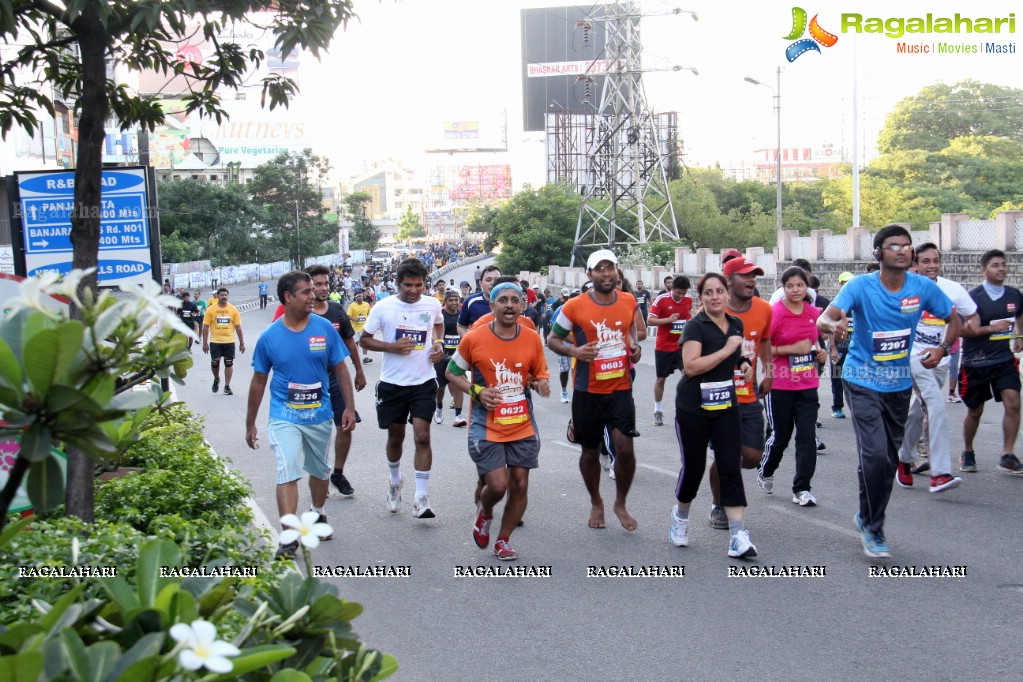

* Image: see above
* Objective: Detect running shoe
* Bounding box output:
[608,464,616,480]
[947,393,961,403]
[669,507,689,547]
[831,409,845,419]
[997,453,1023,476]
[929,474,961,493]
[599,453,610,471]
[896,462,914,488]
[449,398,456,408]
[855,513,891,558]
[708,505,728,530]
[757,472,774,494]
[212,378,219,393]
[275,540,299,561]
[560,391,569,403]
[816,420,823,428]
[472,507,492,548]
[223,385,233,396]
[493,539,517,561]
[434,406,444,424]
[362,356,373,364]
[727,530,758,558]
[960,450,977,473]
[313,510,333,541]
[653,410,664,426]
[412,494,435,519]
[793,490,817,507]
[331,471,354,497]
[911,460,930,475]
[816,438,826,452]
[452,416,468,428]
[387,477,403,512]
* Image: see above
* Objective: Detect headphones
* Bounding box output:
[872,247,882,262]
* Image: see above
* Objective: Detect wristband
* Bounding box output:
[469,384,485,406]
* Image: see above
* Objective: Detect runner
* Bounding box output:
[895,243,975,492]
[759,266,826,506]
[959,249,1023,475]
[633,280,652,323]
[670,272,757,558]
[435,290,467,428]
[458,264,501,334]
[817,224,956,557]
[194,290,207,320]
[360,258,446,518]
[446,281,550,560]
[647,275,692,426]
[177,291,201,352]
[346,290,373,365]
[258,279,269,310]
[548,249,642,531]
[245,271,357,559]
[708,257,772,530]
[307,265,366,498]
[201,287,246,395]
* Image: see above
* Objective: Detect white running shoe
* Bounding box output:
[560,391,569,403]
[386,477,402,513]
[793,490,817,507]
[412,494,435,519]
[728,530,758,558]
[757,472,774,494]
[669,507,689,547]
[599,453,610,470]
[434,407,444,424]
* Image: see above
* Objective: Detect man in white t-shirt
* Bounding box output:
[769,258,817,306]
[896,242,978,493]
[360,258,445,518]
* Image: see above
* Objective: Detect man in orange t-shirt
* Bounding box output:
[447,282,550,561]
[548,249,642,532]
[707,257,773,530]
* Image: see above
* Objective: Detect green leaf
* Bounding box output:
[151,582,180,620]
[22,327,60,400]
[370,653,399,681]
[0,514,34,550]
[0,651,44,682]
[86,641,121,682]
[43,385,96,414]
[61,628,91,682]
[39,582,86,632]
[27,455,65,513]
[53,320,84,384]
[206,645,296,681]
[0,622,46,653]
[0,336,23,388]
[20,423,53,462]
[106,632,164,682]
[136,539,181,608]
[98,575,140,614]
[270,669,312,682]
[109,390,158,411]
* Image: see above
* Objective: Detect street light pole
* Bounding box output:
[744,67,783,245]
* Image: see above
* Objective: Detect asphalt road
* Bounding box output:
[178,260,1023,681]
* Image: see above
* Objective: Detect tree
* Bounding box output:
[465,202,500,252]
[0,1,355,521]
[249,149,336,265]
[490,184,581,273]
[395,204,426,243]
[158,178,262,264]
[877,80,1023,154]
[342,192,381,252]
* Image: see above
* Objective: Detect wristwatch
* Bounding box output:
[938,342,952,357]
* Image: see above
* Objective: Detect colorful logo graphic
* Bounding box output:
[784,7,839,62]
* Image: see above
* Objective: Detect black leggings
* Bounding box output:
[674,409,746,507]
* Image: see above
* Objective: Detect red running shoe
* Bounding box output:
[493,538,518,561]
[472,507,492,548]
[896,462,913,488]
[929,474,961,493]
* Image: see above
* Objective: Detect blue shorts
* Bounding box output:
[267,419,333,484]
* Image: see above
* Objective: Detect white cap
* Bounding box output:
[532,284,541,290]
[586,249,618,270]
[561,287,571,295]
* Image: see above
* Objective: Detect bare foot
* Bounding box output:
[588,502,606,529]
[613,503,638,531]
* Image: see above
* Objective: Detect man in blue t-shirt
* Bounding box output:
[457,264,501,335]
[246,270,357,560]
[818,224,957,559]
[258,279,269,309]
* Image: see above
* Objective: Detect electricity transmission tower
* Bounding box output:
[570,1,683,266]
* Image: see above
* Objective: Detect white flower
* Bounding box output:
[169,620,240,673]
[4,271,63,319]
[52,267,96,308]
[119,277,195,339]
[279,511,333,549]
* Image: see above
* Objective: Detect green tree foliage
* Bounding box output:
[342,192,381,252]
[488,184,581,273]
[396,203,426,242]
[248,149,336,265]
[157,179,262,265]
[877,80,1023,154]
[465,203,500,252]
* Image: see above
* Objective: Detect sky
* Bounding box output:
[267,0,1022,185]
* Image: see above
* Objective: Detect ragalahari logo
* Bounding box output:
[784,7,839,62]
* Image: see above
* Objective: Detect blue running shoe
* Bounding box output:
[854,514,891,558]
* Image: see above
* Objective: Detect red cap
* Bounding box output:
[723,257,765,278]
[721,248,743,262]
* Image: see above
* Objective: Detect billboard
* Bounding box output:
[425,112,508,153]
[448,165,512,202]
[521,6,608,132]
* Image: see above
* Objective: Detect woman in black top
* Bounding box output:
[670,273,758,559]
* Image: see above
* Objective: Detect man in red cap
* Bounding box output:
[721,248,743,264]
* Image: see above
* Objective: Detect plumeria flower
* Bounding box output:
[279,511,333,549]
[4,271,63,319]
[52,267,96,308]
[169,620,240,673]
[120,277,195,338]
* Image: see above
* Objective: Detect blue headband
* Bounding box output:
[490,282,523,302]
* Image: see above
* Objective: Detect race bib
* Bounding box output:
[396,324,428,350]
[594,341,627,381]
[286,382,322,410]
[734,369,751,398]
[443,334,461,351]
[494,393,529,425]
[670,320,686,334]
[216,315,231,326]
[789,352,815,374]
[700,380,734,411]
[990,317,1014,342]
[356,315,367,323]
[872,329,910,362]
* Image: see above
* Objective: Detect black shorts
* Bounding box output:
[329,383,362,427]
[210,342,235,365]
[959,359,1021,409]
[375,379,438,428]
[572,389,636,449]
[739,400,765,451]
[655,349,683,378]
[435,357,453,389]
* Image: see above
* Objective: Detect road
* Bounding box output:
[178,259,1023,681]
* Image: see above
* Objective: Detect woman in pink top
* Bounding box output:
[758,266,827,507]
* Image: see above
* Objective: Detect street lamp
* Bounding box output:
[744,67,783,243]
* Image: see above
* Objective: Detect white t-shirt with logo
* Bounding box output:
[363,294,443,386]
[914,276,976,366]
